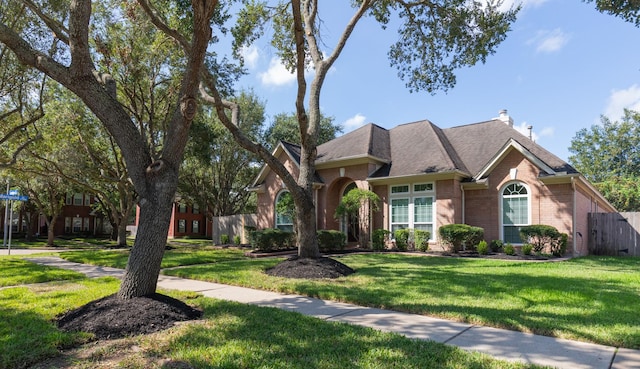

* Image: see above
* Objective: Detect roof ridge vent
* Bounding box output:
[495,109,514,127]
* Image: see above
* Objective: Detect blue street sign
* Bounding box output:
[0,194,29,201]
[8,189,18,196]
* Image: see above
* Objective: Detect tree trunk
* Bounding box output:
[117,173,176,298]
[293,187,320,258]
[117,220,128,247]
[46,217,56,246]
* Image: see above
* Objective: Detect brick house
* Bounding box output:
[251,111,615,255]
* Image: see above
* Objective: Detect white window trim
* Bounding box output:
[388,182,436,240]
[499,181,532,244]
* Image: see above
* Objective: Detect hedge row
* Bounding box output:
[249,228,346,252]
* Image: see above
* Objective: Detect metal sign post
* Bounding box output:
[1,188,29,256]
[2,182,9,251]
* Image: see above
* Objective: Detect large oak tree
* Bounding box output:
[0,0,219,298]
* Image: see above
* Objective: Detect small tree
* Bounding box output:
[335,188,380,248]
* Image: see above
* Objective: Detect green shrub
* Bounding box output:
[394,229,411,251]
[414,229,431,252]
[372,229,391,251]
[317,230,346,252]
[522,243,533,255]
[489,239,504,252]
[551,233,568,257]
[438,224,484,253]
[233,235,241,245]
[520,225,568,255]
[477,240,489,255]
[250,228,294,251]
[220,234,230,244]
[244,226,257,245]
[504,243,516,255]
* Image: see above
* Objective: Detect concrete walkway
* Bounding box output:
[21,256,640,369]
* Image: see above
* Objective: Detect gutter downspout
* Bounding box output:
[571,177,577,256]
[460,183,465,224]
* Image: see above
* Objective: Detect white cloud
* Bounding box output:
[528,29,570,53]
[514,121,553,142]
[498,0,548,12]
[343,113,367,131]
[240,45,259,69]
[259,58,296,87]
[604,84,640,122]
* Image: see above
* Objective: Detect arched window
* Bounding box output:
[275,191,294,232]
[501,182,530,243]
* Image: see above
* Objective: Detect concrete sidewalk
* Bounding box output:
[22,256,640,369]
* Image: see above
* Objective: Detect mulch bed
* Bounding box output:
[265,256,355,279]
[56,293,202,340]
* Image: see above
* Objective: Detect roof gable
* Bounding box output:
[442,120,577,178]
[316,123,391,164]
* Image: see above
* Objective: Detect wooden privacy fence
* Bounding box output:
[588,212,640,256]
[211,214,257,245]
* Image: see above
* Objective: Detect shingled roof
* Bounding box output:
[270,116,577,182]
[316,123,390,164]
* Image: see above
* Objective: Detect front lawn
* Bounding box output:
[162,253,640,349]
[0,258,541,369]
[57,249,640,349]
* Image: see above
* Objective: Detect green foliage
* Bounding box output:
[335,188,381,218]
[489,239,504,252]
[394,228,410,251]
[477,240,489,255]
[438,224,484,253]
[180,90,265,216]
[335,188,381,247]
[569,110,640,210]
[372,229,391,251]
[594,176,640,211]
[519,225,567,255]
[275,191,295,223]
[584,0,640,26]
[233,235,241,245]
[249,228,294,252]
[220,234,230,244]
[522,244,533,255]
[263,112,343,150]
[317,230,346,252]
[504,243,516,255]
[414,229,431,252]
[387,2,519,93]
[554,233,569,257]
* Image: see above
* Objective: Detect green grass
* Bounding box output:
[159,298,541,369]
[61,247,247,269]
[55,249,640,348]
[0,262,543,369]
[0,277,120,368]
[0,258,86,287]
[162,254,640,349]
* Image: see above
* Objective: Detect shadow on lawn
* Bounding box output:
[165,299,517,369]
[290,255,640,348]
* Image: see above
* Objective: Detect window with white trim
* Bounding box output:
[275,191,294,232]
[390,198,409,233]
[502,182,530,243]
[389,183,435,239]
[413,197,434,234]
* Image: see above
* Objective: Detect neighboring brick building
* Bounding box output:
[250,111,615,255]
[0,192,112,238]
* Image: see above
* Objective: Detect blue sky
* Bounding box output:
[232,0,640,162]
